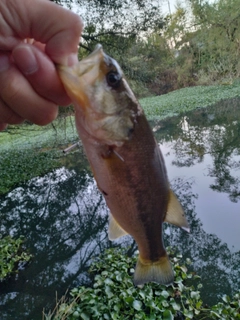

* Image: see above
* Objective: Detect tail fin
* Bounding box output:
[134,255,174,286]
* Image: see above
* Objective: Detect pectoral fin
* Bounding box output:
[108,213,128,240]
[165,189,190,232]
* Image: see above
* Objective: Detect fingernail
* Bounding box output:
[13,45,38,75]
[0,55,10,72]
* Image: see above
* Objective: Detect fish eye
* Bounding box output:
[106,71,121,89]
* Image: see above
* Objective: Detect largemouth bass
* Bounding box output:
[58,45,189,285]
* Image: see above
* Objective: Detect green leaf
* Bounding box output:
[163,310,174,320]
[184,310,193,319]
[105,286,114,298]
[133,300,142,311]
[80,312,90,320]
[161,290,169,298]
[171,301,180,311]
[190,291,200,300]
[222,295,230,303]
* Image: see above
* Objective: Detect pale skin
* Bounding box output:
[0,0,83,131]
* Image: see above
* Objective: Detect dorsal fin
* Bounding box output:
[165,189,190,232]
[108,213,128,240]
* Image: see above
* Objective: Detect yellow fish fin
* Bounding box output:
[134,254,174,286]
[108,213,128,240]
[165,189,190,232]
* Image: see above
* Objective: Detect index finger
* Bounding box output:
[1,0,83,65]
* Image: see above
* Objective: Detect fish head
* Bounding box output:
[58,45,141,147]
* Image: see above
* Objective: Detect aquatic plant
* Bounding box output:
[141,82,240,120]
[0,118,78,195]
[0,148,61,195]
[0,235,32,281]
[43,248,240,320]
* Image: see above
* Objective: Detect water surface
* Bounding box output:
[0,98,239,319]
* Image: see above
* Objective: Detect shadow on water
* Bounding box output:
[0,97,240,319]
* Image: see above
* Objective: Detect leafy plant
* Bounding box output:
[43,248,240,319]
[0,235,32,281]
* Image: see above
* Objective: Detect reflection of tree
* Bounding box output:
[154,97,240,202]
[0,154,134,320]
[207,122,240,203]
[165,177,240,305]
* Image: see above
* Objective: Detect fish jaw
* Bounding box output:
[58,45,140,147]
[58,47,102,111]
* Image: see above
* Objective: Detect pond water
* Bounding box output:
[0,98,240,319]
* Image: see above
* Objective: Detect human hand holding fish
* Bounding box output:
[0,0,82,131]
[58,45,190,286]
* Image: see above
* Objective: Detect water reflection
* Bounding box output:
[154,97,240,203]
[0,98,240,318]
[0,166,135,319]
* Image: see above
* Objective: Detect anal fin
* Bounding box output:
[108,213,128,240]
[165,189,190,232]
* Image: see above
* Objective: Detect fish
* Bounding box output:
[58,45,189,286]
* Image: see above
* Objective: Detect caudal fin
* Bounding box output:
[134,254,174,286]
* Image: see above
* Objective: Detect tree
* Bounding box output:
[52,0,165,53]
[187,0,240,82]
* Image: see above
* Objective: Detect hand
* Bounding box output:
[0,0,83,131]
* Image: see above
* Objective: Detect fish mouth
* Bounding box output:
[57,45,106,112]
[58,44,104,89]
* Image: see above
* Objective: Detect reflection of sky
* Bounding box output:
[161,142,240,251]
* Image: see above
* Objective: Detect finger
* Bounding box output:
[0,98,24,124]
[1,0,83,65]
[12,44,71,106]
[0,54,58,126]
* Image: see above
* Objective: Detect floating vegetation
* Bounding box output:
[0,235,32,281]
[44,248,240,320]
[141,82,240,120]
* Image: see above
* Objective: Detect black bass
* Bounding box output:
[58,45,189,285]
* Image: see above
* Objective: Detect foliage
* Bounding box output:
[52,0,174,95]
[44,248,240,320]
[50,0,240,93]
[185,0,240,83]
[53,0,164,46]
[0,235,32,281]
[210,293,240,319]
